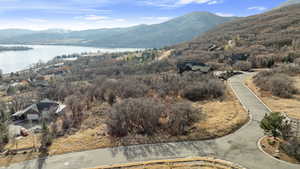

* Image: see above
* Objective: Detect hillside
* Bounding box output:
[172,4,300,68]
[0,29,35,39]
[278,0,300,8]
[0,12,237,48]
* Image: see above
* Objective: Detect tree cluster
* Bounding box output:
[106,98,200,137]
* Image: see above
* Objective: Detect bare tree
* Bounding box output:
[65,95,85,128]
[0,102,9,151]
[10,94,34,113]
[0,69,2,79]
[233,61,252,71]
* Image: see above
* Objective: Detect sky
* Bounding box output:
[0,0,289,30]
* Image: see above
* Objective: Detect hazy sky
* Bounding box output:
[0,0,288,30]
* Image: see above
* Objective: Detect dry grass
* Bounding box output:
[0,95,12,102]
[0,151,39,168]
[91,157,245,169]
[246,76,300,119]
[157,50,172,61]
[49,126,111,155]
[4,135,39,150]
[192,85,248,139]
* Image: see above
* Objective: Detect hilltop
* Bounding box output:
[0,12,237,48]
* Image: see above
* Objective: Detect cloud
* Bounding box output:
[178,0,220,5]
[0,5,111,15]
[0,0,112,15]
[248,6,267,11]
[114,19,126,22]
[24,18,48,23]
[83,15,109,20]
[215,12,234,17]
[207,0,223,5]
[141,0,222,8]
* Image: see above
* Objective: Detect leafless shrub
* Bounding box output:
[233,61,252,71]
[281,138,300,161]
[106,98,201,137]
[269,75,298,98]
[117,79,149,98]
[249,55,275,68]
[181,79,225,101]
[62,114,72,132]
[10,94,35,113]
[65,94,85,128]
[167,102,200,136]
[254,72,298,98]
[41,82,73,101]
[98,78,149,103]
[0,109,9,151]
[135,72,219,98]
[106,98,164,137]
[275,64,300,75]
[295,58,300,65]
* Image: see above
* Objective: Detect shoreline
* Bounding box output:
[0,45,142,75]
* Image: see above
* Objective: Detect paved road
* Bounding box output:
[2,73,300,169]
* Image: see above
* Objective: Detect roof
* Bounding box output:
[12,99,65,117]
[13,104,39,117]
[178,61,208,67]
[40,98,58,104]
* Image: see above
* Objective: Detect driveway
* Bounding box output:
[2,73,300,169]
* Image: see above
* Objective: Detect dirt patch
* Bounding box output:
[245,76,300,119]
[157,50,172,61]
[260,136,300,164]
[91,157,246,169]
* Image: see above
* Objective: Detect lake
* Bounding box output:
[0,45,138,73]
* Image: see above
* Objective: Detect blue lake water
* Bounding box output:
[0,44,138,73]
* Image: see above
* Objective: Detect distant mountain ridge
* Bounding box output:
[0,12,237,48]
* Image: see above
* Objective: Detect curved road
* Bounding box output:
[2,73,300,169]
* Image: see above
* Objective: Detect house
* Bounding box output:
[213,70,242,81]
[12,99,66,121]
[32,80,49,88]
[0,84,7,92]
[177,61,211,74]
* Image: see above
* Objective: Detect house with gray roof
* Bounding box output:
[12,99,66,121]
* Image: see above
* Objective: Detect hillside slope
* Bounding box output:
[172,4,300,68]
[0,12,236,48]
[278,0,300,8]
[0,29,35,39]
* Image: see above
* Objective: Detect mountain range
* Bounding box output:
[0,0,299,49]
[0,12,237,48]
